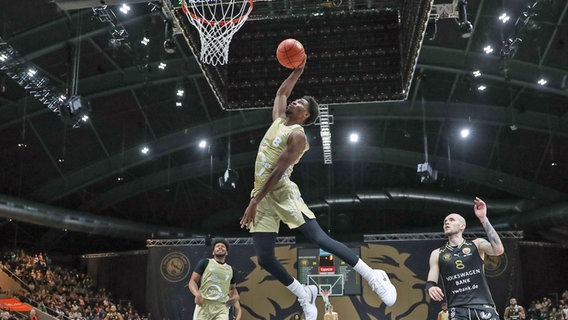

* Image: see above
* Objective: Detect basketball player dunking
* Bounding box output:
[426,197,505,320]
[239,56,397,320]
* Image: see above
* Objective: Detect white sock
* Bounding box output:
[286,279,307,299]
[353,259,375,283]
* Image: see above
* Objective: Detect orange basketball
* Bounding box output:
[276,39,305,69]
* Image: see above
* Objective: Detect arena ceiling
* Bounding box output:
[0,0,567,254]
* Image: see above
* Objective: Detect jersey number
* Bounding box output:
[455,260,465,270]
[272,136,283,147]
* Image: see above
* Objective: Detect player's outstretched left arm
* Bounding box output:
[473,197,505,256]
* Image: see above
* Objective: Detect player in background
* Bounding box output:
[426,197,505,320]
[240,55,396,320]
[189,238,239,320]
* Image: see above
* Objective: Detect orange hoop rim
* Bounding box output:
[181,0,254,26]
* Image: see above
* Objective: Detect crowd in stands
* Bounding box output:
[0,250,148,320]
[524,290,568,320]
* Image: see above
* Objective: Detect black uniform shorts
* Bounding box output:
[449,305,500,320]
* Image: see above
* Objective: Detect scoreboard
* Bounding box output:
[297,247,362,295]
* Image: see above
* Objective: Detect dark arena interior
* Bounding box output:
[0,0,567,319]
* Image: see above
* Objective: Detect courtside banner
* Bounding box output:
[146,237,521,320]
[146,245,206,320]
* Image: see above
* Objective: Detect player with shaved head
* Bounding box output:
[426,197,505,320]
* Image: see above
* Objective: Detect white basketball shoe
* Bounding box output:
[297,284,318,320]
[368,269,397,306]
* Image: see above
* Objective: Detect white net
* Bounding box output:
[182,0,254,65]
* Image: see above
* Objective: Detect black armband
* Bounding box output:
[425,281,437,292]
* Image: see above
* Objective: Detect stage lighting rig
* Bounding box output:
[218,168,239,190]
[0,37,70,116]
[60,95,92,128]
[417,162,438,184]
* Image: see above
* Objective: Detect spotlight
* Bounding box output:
[119,4,131,14]
[26,68,37,77]
[163,20,176,54]
[477,85,486,91]
[140,146,150,154]
[483,45,494,54]
[537,78,547,86]
[457,0,472,38]
[158,62,166,69]
[199,140,207,149]
[348,133,359,143]
[472,70,481,77]
[499,13,510,23]
[460,128,470,138]
[141,37,150,46]
[163,39,176,54]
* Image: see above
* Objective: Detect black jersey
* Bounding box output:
[505,305,524,319]
[438,240,495,308]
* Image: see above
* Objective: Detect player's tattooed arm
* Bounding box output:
[473,197,505,256]
[480,219,504,256]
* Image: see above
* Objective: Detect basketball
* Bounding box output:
[276,39,306,69]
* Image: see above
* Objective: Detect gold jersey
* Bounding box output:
[199,259,233,304]
[252,117,308,196]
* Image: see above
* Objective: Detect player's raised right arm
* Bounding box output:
[272,57,306,121]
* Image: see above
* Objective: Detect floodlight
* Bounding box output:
[349,133,359,143]
[199,140,207,149]
[119,4,131,14]
[499,13,510,23]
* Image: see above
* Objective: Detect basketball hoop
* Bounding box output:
[181,0,253,65]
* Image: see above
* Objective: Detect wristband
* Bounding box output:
[425,281,437,292]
